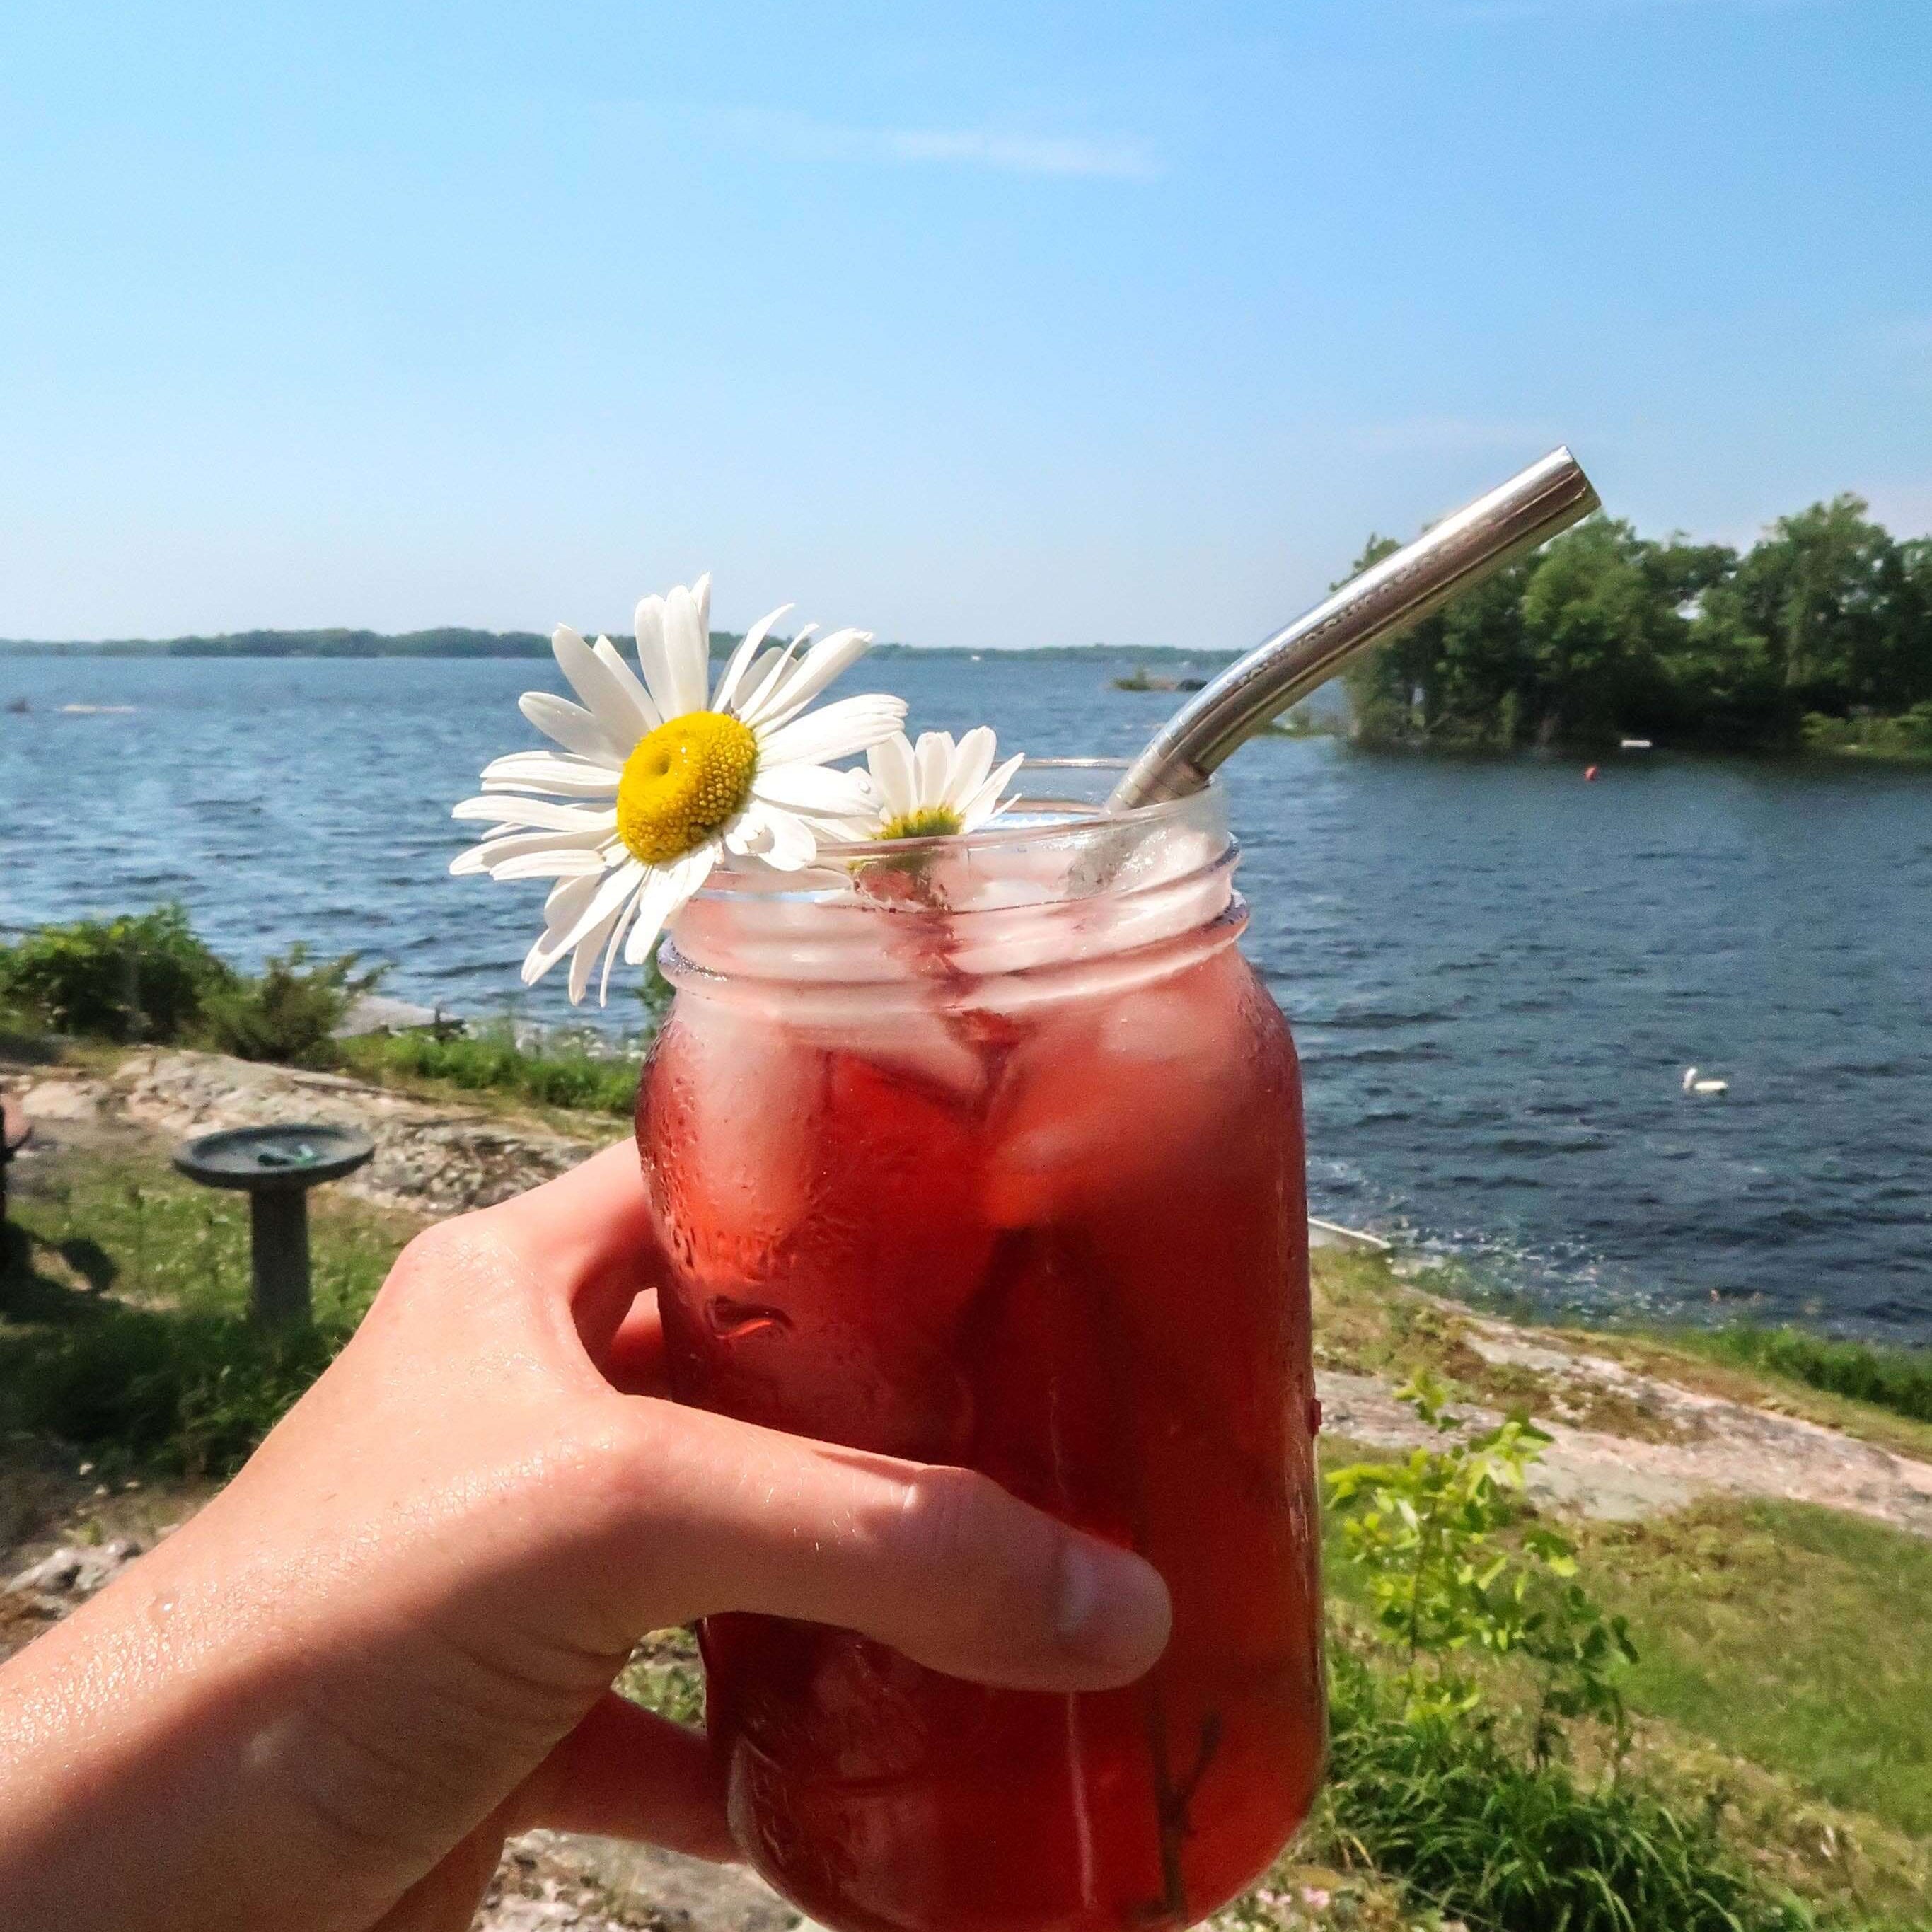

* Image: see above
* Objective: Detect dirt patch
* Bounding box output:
[1317,1341,1932,1536]
[478,1833,800,1931]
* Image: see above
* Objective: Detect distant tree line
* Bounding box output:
[1343,494,1932,756]
[1,627,553,659]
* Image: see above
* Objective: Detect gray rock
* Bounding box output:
[6,1537,144,1600]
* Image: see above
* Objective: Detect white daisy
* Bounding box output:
[451,574,906,1004]
[840,728,1026,843]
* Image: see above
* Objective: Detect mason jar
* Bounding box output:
[636,761,1324,1932]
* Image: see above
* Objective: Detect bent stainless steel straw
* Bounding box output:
[1109,446,1600,811]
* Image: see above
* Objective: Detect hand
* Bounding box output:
[0,1143,1172,1932]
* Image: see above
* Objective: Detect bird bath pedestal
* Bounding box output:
[172,1125,374,1326]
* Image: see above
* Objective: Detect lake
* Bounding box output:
[4,651,1928,1341]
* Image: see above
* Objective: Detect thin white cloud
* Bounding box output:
[715,108,1158,181]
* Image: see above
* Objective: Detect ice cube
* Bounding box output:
[981,951,1263,1228]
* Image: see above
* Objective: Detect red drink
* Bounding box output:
[637,775,1323,1932]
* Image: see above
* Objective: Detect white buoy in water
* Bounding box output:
[1682,1066,1730,1096]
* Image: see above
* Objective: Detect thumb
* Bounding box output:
[585,1399,1172,1694]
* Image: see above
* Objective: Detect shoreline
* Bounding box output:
[10,1041,1929,1531]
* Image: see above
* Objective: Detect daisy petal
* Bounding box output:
[449,825,609,877]
[943,727,998,810]
[524,860,645,985]
[543,871,606,930]
[914,731,951,805]
[553,626,654,749]
[485,848,610,881]
[660,581,713,719]
[568,904,625,1006]
[624,849,715,964]
[750,627,874,730]
[961,751,1027,830]
[480,751,621,797]
[757,693,908,770]
[866,733,918,820]
[598,891,641,1006]
[751,761,874,816]
[453,795,616,833]
[519,691,628,765]
[632,595,677,724]
[739,626,815,723]
[758,804,818,872]
[712,603,792,714]
[591,635,661,741]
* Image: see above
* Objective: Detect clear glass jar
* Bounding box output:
[636,763,1324,1932]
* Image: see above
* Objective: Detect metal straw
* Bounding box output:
[1108,447,1600,810]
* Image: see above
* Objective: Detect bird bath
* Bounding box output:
[171,1124,374,1326]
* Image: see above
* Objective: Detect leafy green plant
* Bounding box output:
[1325,1370,1637,1762]
[1321,1653,1811,1932]
[0,904,233,1041]
[197,944,385,1066]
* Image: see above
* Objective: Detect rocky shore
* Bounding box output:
[16,1046,1932,1542]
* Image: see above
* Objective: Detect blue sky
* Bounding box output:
[3,1,1928,648]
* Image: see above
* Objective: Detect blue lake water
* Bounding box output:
[4,651,1929,1341]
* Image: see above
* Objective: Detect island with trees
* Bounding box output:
[1343,494,1932,759]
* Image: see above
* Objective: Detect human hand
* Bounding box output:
[0,1143,1172,1932]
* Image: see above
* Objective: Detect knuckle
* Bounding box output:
[890,1465,1020,1581]
[381,1217,507,1307]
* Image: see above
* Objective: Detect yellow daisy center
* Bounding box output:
[616,711,759,865]
[878,804,964,841]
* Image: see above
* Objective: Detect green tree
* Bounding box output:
[1725,494,1923,712]
[1518,518,1677,746]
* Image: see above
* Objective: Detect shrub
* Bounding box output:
[0,904,233,1041]
[343,1018,641,1116]
[1800,703,1932,760]
[197,944,384,1066]
[1323,1654,1810,1932]
[1325,1370,1637,1759]
[1687,1324,1932,1426]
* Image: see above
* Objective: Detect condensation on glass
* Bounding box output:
[636,762,1324,1932]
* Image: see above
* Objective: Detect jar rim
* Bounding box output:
[695,756,1220,900]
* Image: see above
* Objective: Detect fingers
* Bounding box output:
[516,1692,733,1863]
[480,1141,664,1353]
[600,1294,669,1396]
[594,1404,1172,1694]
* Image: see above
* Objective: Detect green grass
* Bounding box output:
[338,1018,643,1118]
[1663,1326,1932,1427]
[1583,1501,1932,1843]
[1317,1653,1808,1932]
[0,1153,410,1475]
